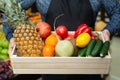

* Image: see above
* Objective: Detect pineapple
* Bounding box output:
[0,0,44,57]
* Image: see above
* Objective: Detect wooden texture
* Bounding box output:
[10,47,111,74]
[10,32,111,74]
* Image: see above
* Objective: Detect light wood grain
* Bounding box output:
[10,32,111,74]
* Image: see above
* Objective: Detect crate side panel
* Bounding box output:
[11,57,111,63]
[13,68,109,74]
[12,62,110,69]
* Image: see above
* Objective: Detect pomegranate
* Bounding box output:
[36,22,51,39]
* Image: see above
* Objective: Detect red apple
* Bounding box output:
[36,22,51,39]
[56,26,68,39]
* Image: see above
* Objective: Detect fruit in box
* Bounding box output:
[42,34,58,57]
[55,40,74,57]
[36,22,51,39]
[13,25,44,56]
[76,33,91,48]
[0,0,44,57]
[64,33,74,40]
[42,45,55,57]
[45,34,58,47]
[56,26,68,39]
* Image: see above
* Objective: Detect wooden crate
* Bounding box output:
[10,32,112,74]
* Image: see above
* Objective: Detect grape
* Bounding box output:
[0,61,13,80]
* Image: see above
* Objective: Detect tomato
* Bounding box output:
[36,22,51,39]
[91,32,99,40]
[91,33,96,39]
[56,26,68,39]
[64,33,74,40]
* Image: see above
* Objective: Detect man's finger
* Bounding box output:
[102,30,110,42]
[8,43,14,54]
[8,38,15,54]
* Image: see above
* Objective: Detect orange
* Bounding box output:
[45,34,58,47]
[42,45,55,57]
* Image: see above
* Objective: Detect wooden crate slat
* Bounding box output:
[13,68,109,74]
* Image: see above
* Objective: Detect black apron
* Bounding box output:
[43,1,100,80]
[45,0,95,31]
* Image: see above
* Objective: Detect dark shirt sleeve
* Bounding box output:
[18,0,36,10]
[2,16,14,41]
[102,0,120,36]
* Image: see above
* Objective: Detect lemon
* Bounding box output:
[76,33,91,48]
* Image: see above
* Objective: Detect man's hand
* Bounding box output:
[101,29,110,42]
[8,38,15,54]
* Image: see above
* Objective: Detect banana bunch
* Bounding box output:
[0,31,6,41]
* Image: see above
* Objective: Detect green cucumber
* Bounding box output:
[86,39,97,56]
[78,47,87,57]
[91,40,103,57]
[100,41,110,57]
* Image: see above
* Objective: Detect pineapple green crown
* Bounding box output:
[0,0,27,28]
